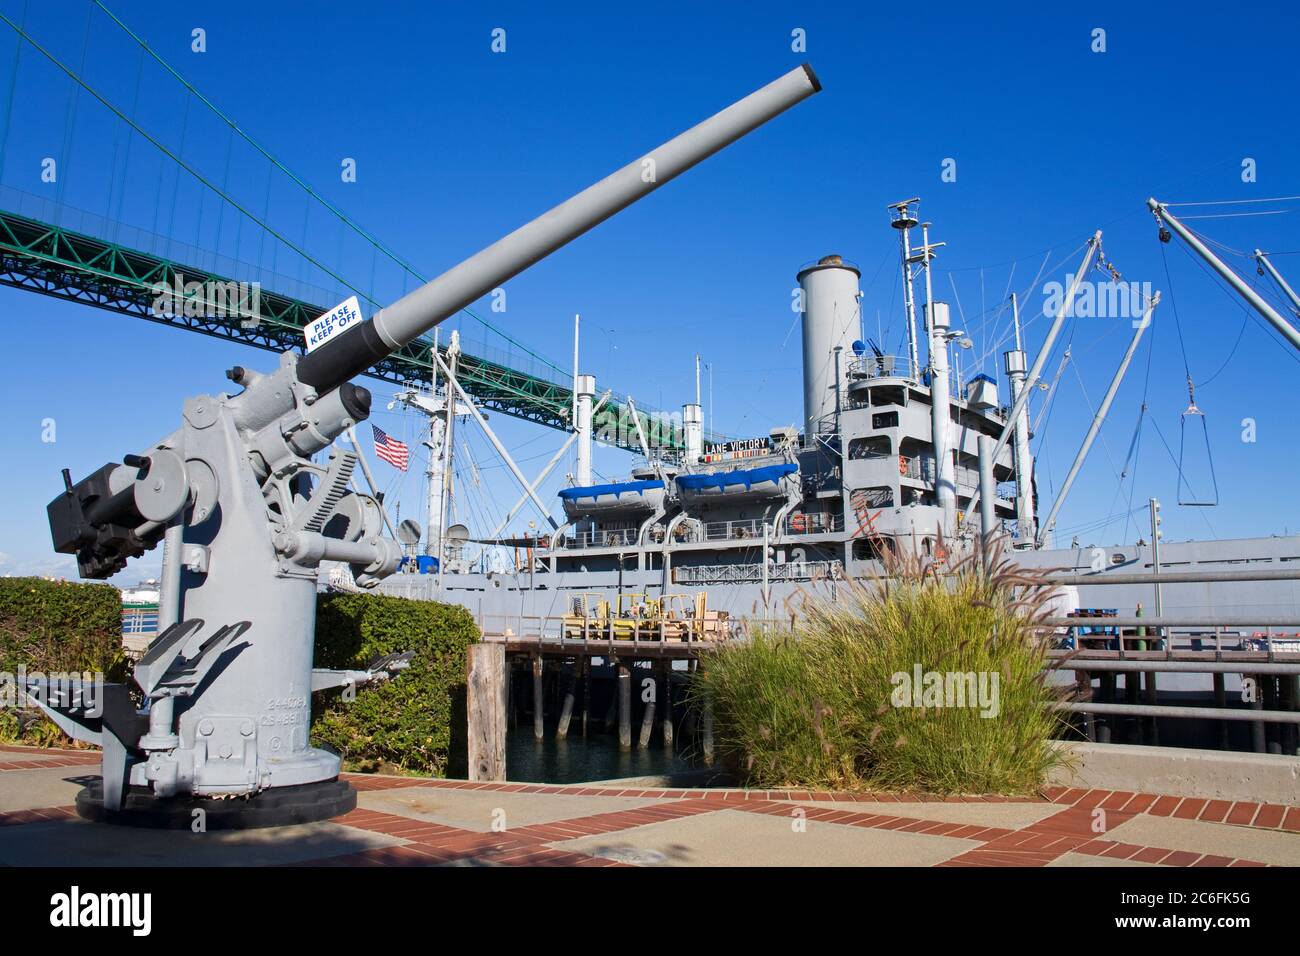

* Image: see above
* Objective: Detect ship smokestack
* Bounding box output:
[797,255,861,440]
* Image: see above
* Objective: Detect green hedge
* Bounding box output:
[0,577,126,678]
[0,577,127,746]
[311,592,477,777]
[0,579,477,774]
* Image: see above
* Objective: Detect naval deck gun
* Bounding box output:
[35,65,822,825]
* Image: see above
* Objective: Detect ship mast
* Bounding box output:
[1004,293,1037,545]
[917,217,955,531]
[889,199,922,378]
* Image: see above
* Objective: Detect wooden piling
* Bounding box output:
[1075,670,1094,741]
[506,658,515,729]
[532,654,544,741]
[618,663,632,751]
[662,668,674,752]
[466,642,507,782]
[1096,673,1114,743]
[580,658,590,737]
[556,662,576,739]
[1144,670,1159,745]
[1265,676,1281,755]
[1124,672,1140,744]
[1213,672,1229,750]
[603,682,618,733]
[1250,673,1266,754]
[1284,676,1294,759]
[638,668,656,749]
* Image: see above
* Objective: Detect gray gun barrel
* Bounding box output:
[298,64,821,391]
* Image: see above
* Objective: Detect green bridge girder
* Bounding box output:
[0,208,692,455]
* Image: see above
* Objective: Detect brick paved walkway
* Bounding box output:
[1,745,1296,867]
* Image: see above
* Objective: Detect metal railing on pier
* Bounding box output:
[1042,564,1300,753]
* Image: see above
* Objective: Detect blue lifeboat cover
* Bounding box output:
[400,555,440,574]
[675,462,797,492]
[558,479,665,501]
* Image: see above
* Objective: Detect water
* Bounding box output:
[505,726,698,784]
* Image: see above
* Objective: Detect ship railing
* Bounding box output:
[120,604,160,660]
[1038,565,1300,749]
[672,513,845,546]
[843,355,961,390]
[121,605,159,635]
[696,517,768,542]
[900,455,931,482]
[674,559,843,585]
[559,528,643,549]
[782,512,844,536]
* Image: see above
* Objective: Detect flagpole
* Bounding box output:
[346,423,397,540]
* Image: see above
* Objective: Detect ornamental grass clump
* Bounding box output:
[690,539,1071,795]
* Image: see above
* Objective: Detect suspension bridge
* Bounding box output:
[0,1,716,460]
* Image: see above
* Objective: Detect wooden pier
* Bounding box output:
[466,612,722,781]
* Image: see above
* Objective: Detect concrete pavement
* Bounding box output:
[1,744,1297,867]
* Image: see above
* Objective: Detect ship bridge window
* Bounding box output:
[848,436,892,460]
[872,410,899,430]
[870,385,906,408]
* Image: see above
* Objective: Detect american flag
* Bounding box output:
[372,424,409,471]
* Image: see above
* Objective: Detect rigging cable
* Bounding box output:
[87,0,567,378]
[1157,238,1220,507]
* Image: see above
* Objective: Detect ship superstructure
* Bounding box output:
[376,198,1300,645]
[380,201,1029,612]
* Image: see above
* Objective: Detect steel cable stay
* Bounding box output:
[1157,239,1220,507]
[86,0,569,381]
[1051,503,1149,544]
[1068,359,1126,488]
[1102,399,1146,542]
[1028,341,1072,503]
[7,5,580,393]
[1118,316,1158,544]
[1176,222,1300,369]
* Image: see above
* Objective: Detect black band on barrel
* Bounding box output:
[296,321,390,392]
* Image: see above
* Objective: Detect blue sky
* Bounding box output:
[0,0,1298,581]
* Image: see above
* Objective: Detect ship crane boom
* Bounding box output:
[1149,199,1300,353]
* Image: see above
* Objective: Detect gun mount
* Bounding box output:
[41,65,821,825]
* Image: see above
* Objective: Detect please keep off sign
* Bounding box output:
[305,296,363,352]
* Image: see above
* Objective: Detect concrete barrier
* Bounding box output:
[1050,741,1300,806]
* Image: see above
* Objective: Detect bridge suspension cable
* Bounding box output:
[87,0,570,381]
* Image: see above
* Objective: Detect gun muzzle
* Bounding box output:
[297,64,821,392]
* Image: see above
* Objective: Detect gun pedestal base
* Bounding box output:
[75,778,357,830]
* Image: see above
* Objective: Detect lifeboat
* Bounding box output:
[558,479,666,520]
[675,462,798,505]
